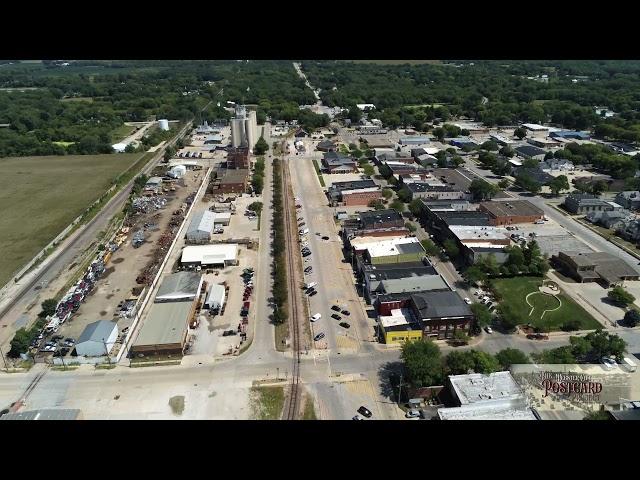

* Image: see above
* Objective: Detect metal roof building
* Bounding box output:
[186,210,216,244]
[204,284,226,310]
[155,272,203,303]
[181,244,239,267]
[76,320,118,357]
[131,302,193,356]
[410,291,473,320]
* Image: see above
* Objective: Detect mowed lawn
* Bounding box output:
[0,154,144,286]
[492,276,601,331]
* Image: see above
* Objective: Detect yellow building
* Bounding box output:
[377,308,423,344]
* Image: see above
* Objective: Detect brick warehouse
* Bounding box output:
[478,200,544,225]
[341,188,383,206]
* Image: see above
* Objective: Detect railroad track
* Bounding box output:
[281,158,302,420]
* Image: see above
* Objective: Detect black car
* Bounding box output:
[302,251,312,257]
[357,406,372,418]
[313,332,325,341]
[331,305,341,311]
[51,335,64,341]
[331,314,341,320]
[305,288,316,295]
[341,310,351,316]
[322,236,329,240]
[339,322,350,329]
[304,266,313,273]
[309,290,318,297]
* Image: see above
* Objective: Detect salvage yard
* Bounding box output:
[0,153,148,287]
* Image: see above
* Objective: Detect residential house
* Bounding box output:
[322,152,357,173]
[563,193,612,214]
[554,251,640,287]
[539,158,575,172]
[615,191,640,211]
[514,145,547,161]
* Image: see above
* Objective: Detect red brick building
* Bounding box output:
[479,200,544,226]
[341,188,383,206]
[227,147,250,170]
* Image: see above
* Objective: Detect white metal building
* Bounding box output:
[181,244,239,267]
[186,211,216,244]
[75,320,118,357]
[203,284,226,310]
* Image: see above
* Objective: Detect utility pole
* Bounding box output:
[103,338,111,365]
[397,372,404,407]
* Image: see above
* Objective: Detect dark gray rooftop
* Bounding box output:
[411,291,473,319]
[155,271,202,302]
[329,179,377,192]
[407,183,455,193]
[515,145,547,157]
[359,209,403,227]
[438,211,492,226]
[0,409,81,421]
[397,242,426,255]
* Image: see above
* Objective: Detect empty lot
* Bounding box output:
[0,153,146,286]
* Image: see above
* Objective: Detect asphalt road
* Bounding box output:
[462,158,640,271]
[0,123,191,346]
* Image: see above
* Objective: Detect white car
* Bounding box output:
[405,409,421,418]
[464,297,472,305]
[484,326,493,334]
[310,313,322,322]
[601,357,617,370]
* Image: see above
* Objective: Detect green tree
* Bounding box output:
[531,346,576,364]
[499,146,515,158]
[397,187,412,203]
[465,266,487,286]
[515,173,542,194]
[592,180,608,196]
[481,140,499,151]
[471,303,492,327]
[390,199,405,213]
[247,201,263,215]
[369,199,385,210]
[548,175,570,196]
[452,330,470,345]
[40,298,58,318]
[408,199,423,217]
[443,239,459,259]
[445,351,475,374]
[8,328,31,358]
[400,340,443,388]
[607,286,635,307]
[561,319,582,332]
[405,222,417,233]
[583,330,627,361]
[514,127,527,140]
[469,179,499,201]
[362,164,375,176]
[498,302,525,332]
[623,309,640,327]
[420,239,440,257]
[470,350,501,373]
[495,348,530,370]
[381,188,393,200]
[254,136,269,155]
[498,178,510,189]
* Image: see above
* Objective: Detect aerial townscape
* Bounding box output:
[2,59,640,421]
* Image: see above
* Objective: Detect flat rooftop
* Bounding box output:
[363,261,437,281]
[381,275,449,294]
[411,291,472,319]
[133,301,192,347]
[449,371,525,405]
[219,169,249,184]
[350,235,412,252]
[438,404,537,420]
[449,225,510,241]
[378,308,417,328]
[359,209,403,227]
[480,200,543,218]
[0,409,82,421]
[437,211,492,226]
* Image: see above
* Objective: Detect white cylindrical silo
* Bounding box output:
[245,118,255,151]
[158,119,169,131]
[231,118,246,148]
[248,110,258,149]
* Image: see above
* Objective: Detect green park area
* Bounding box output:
[0,153,147,286]
[110,124,137,142]
[492,276,601,331]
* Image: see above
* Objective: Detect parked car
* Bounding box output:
[464,297,472,305]
[331,314,341,320]
[314,332,325,341]
[601,357,617,370]
[484,326,493,334]
[305,288,316,295]
[405,409,421,418]
[309,290,318,297]
[331,305,341,311]
[339,322,350,329]
[352,415,363,420]
[310,313,322,322]
[357,406,372,418]
[322,236,329,240]
[527,333,549,340]
[341,310,350,316]
[304,266,313,273]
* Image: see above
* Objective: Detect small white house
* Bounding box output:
[75,321,118,357]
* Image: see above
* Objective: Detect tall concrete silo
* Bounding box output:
[231,118,247,148]
[158,119,169,131]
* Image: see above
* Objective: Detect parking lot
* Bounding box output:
[189,247,259,357]
[212,194,262,241]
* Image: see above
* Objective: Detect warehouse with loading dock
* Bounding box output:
[180,244,239,268]
[130,272,203,357]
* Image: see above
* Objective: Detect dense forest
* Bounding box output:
[4,60,640,158]
[0,60,316,157]
[301,60,640,140]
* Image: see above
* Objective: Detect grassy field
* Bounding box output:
[492,276,601,331]
[312,159,325,187]
[110,124,137,142]
[0,153,146,286]
[249,386,285,420]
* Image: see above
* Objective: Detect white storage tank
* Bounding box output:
[245,118,255,152]
[231,118,246,147]
[158,119,169,131]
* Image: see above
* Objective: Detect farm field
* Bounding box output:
[0,153,146,287]
[492,276,601,331]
